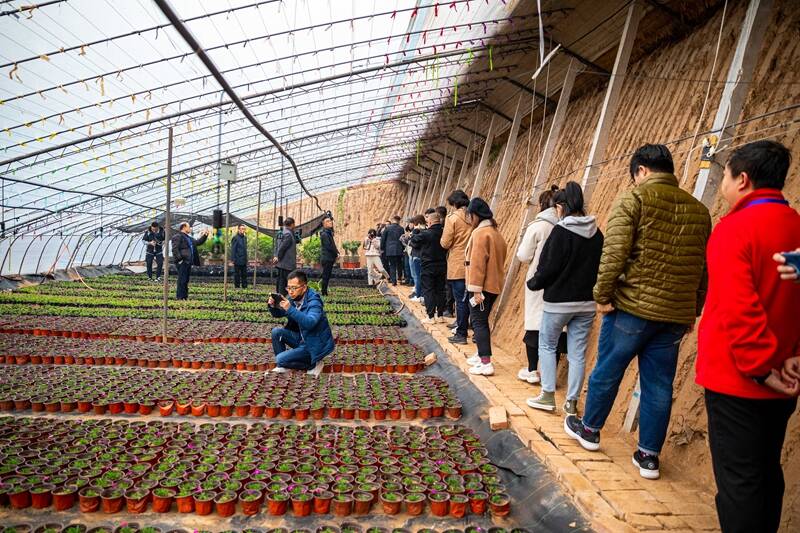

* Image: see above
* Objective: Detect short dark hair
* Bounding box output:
[629,144,674,178]
[391,215,401,223]
[368,229,377,238]
[150,222,159,228]
[539,185,559,211]
[553,181,585,217]
[727,140,791,190]
[435,206,447,219]
[284,217,295,227]
[287,270,307,284]
[179,222,190,231]
[237,223,246,229]
[322,216,333,222]
[410,215,426,225]
[424,208,436,215]
[446,190,469,209]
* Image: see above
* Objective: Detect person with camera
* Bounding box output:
[142,221,165,281]
[272,217,297,296]
[268,270,335,377]
[230,224,248,289]
[170,222,209,300]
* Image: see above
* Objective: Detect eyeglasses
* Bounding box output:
[286,285,305,292]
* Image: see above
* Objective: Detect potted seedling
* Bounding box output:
[267,491,289,516]
[404,492,426,516]
[429,490,450,517]
[53,484,78,511]
[449,493,469,518]
[193,490,215,516]
[30,484,55,509]
[489,492,510,517]
[125,487,149,514]
[313,489,333,514]
[379,491,402,515]
[151,487,175,513]
[240,489,262,516]
[78,487,101,513]
[291,492,313,517]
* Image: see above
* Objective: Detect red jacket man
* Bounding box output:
[696,140,800,533]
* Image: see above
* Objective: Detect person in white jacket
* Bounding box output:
[516,186,565,383]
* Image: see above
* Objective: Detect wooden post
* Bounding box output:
[403,178,414,215]
[253,179,261,287]
[692,0,774,206]
[471,115,496,198]
[490,94,524,211]
[493,61,578,323]
[421,160,439,210]
[161,127,173,343]
[427,145,448,208]
[412,168,427,213]
[580,1,642,204]
[439,146,459,205]
[457,135,474,191]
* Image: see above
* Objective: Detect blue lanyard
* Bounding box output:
[744,198,789,209]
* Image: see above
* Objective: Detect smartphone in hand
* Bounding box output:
[782,252,800,274]
[270,293,285,306]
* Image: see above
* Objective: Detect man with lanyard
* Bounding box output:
[170,222,209,300]
[268,270,335,377]
[142,221,165,281]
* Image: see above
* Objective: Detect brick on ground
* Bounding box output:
[662,501,717,517]
[488,406,508,430]
[591,514,641,533]
[656,515,691,529]
[681,515,720,530]
[559,472,597,494]
[424,352,437,366]
[604,490,670,517]
[628,513,665,530]
[545,454,581,475]
[574,490,620,519]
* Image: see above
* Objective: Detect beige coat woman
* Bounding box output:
[516,207,559,331]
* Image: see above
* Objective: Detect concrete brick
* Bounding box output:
[424,352,437,366]
[505,402,526,416]
[681,515,720,530]
[488,406,508,430]
[592,478,643,491]
[656,515,690,529]
[629,513,664,530]
[559,471,597,494]
[577,460,629,473]
[585,469,632,482]
[530,438,563,457]
[662,501,716,517]
[545,454,581,475]
[574,490,619,519]
[604,490,670,517]
[591,514,640,533]
[566,451,612,462]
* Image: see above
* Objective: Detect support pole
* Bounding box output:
[439,147,458,205]
[692,0,774,206]
[489,94,524,211]
[493,60,578,324]
[223,180,231,303]
[161,127,173,343]
[457,134,474,191]
[471,115,496,198]
[254,179,261,287]
[412,167,427,213]
[580,0,642,204]
[404,179,415,216]
[427,154,445,208]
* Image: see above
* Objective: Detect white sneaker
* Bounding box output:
[517,368,540,384]
[466,355,482,366]
[307,360,324,377]
[422,316,436,325]
[271,366,288,373]
[410,296,421,302]
[469,363,494,376]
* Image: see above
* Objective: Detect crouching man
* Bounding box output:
[268,270,335,377]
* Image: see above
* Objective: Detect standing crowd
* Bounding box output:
[370,140,799,533]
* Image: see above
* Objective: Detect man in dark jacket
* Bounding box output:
[230,224,248,289]
[268,270,335,377]
[319,216,339,296]
[410,211,448,322]
[272,218,297,296]
[380,215,405,285]
[171,222,209,300]
[142,222,165,281]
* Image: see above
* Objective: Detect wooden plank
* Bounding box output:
[493,60,578,323]
[403,178,415,216]
[692,0,774,206]
[580,1,643,204]
[439,146,459,205]
[489,94,525,212]
[456,134,474,191]
[470,114,496,198]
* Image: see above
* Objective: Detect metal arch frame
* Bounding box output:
[65,234,91,272]
[123,238,147,268]
[0,236,22,276]
[96,235,124,267]
[79,236,101,268]
[90,235,114,266]
[34,234,62,274]
[109,234,132,266]
[17,235,42,276]
[118,235,140,268]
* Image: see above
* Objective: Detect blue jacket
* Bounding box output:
[268,288,335,363]
[231,234,248,266]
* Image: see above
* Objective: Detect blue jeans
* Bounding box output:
[410,257,422,297]
[271,327,313,370]
[450,279,470,336]
[583,310,688,455]
[539,310,595,400]
[403,255,412,284]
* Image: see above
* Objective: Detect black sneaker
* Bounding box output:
[632,450,660,480]
[448,334,468,345]
[564,415,600,451]
[448,321,458,329]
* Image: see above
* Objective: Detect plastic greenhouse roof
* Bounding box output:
[0,0,532,239]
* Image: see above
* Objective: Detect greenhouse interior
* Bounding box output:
[1,0,799,532]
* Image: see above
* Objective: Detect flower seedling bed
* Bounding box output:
[0,367,461,421]
[0,334,425,373]
[0,317,407,345]
[0,524,530,533]
[0,417,509,519]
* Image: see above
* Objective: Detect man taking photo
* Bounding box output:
[268,270,335,377]
[142,221,165,281]
[171,222,209,300]
[273,217,297,296]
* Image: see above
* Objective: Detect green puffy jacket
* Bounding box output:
[593,173,711,324]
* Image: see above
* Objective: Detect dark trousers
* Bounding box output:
[421,263,447,318]
[387,255,404,285]
[524,330,565,371]
[234,264,248,288]
[276,268,290,296]
[705,389,796,533]
[469,291,498,357]
[176,262,191,300]
[320,261,334,295]
[145,252,163,279]
[445,282,455,314]
[450,279,470,337]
